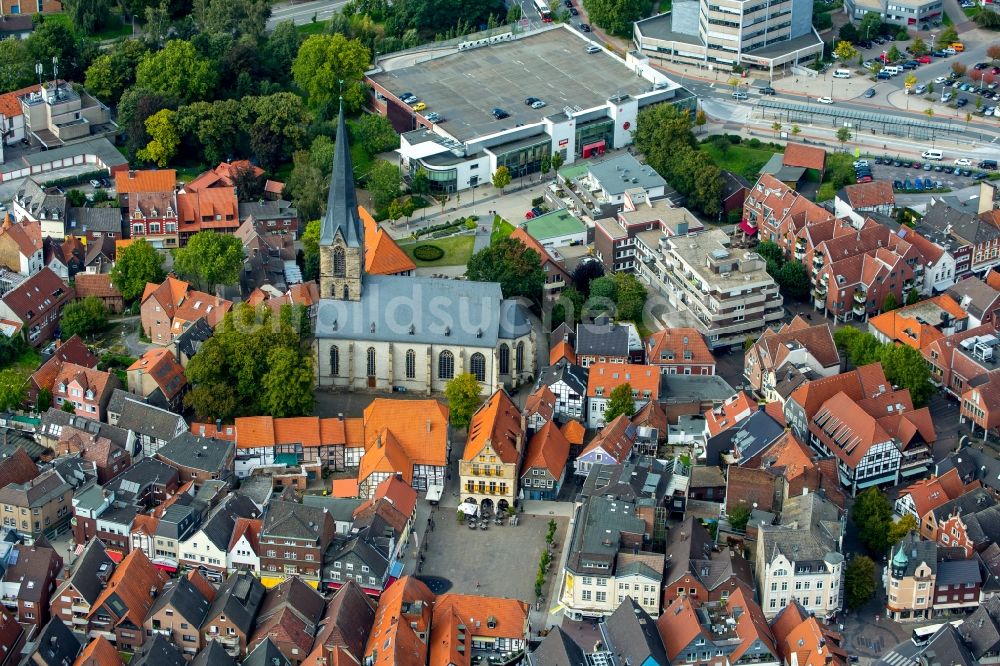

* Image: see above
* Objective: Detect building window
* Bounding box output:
[499,344,510,374]
[516,342,524,373]
[332,247,346,278]
[405,349,416,379]
[438,350,454,379]
[330,346,340,376]
[470,353,486,382]
[367,347,376,377]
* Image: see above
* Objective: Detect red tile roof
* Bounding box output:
[0,448,38,489]
[549,340,576,365]
[782,143,826,171]
[524,385,555,423]
[53,363,116,403]
[74,635,122,666]
[657,596,704,661]
[115,169,177,194]
[586,363,659,399]
[560,420,585,445]
[842,181,894,209]
[521,421,571,479]
[1,267,71,323]
[899,467,980,519]
[364,577,434,666]
[0,84,40,120]
[463,390,524,463]
[176,187,240,231]
[727,587,778,663]
[89,548,169,630]
[30,336,98,393]
[361,207,416,275]
[705,392,756,437]
[73,273,122,300]
[581,414,635,463]
[646,328,714,368]
[128,347,186,400]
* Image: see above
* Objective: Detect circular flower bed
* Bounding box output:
[413,244,445,261]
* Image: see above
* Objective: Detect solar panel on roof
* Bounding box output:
[233,576,252,602]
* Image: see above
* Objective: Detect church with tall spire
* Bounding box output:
[313,108,536,396]
[319,107,365,302]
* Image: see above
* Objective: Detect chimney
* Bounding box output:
[426,420,432,433]
[979,182,997,216]
[128,170,136,179]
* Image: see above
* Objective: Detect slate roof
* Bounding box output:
[307,580,376,663]
[890,531,938,578]
[107,388,136,418]
[535,360,587,396]
[173,317,213,360]
[22,617,81,666]
[56,538,113,606]
[199,494,262,551]
[526,626,588,666]
[116,397,185,441]
[157,432,233,474]
[760,492,843,565]
[190,640,237,666]
[921,198,1000,246]
[947,277,1000,322]
[302,495,364,523]
[705,410,784,466]
[959,595,1000,658]
[319,108,362,248]
[600,597,669,666]
[244,637,291,666]
[262,500,330,542]
[664,516,753,593]
[936,558,982,586]
[130,634,186,666]
[576,320,629,357]
[917,624,977,666]
[205,570,266,635]
[67,206,123,234]
[149,576,212,627]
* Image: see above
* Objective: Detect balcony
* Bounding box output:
[853,303,865,316]
[904,279,915,290]
[854,291,866,304]
[813,253,825,266]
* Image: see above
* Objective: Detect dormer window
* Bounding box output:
[85,389,94,400]
[58,382,66,393]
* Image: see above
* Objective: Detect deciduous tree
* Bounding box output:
[261,346,315,417]
[60,297,108,340]
[193,0,273,39]
[173,231,244,292]
[582,0,650,36]
[888,514,918,546]
[833,40,859,63]
[135,39,218,104]
[845,556,876,609]
[491,166,511,192]
[466,236,544,302]
[288,150,328,222]
[354,114,399,155]
[852,487,893,552]
[84,39,148,107]
[292,34,371,115]
[603,383,636,422]
[367,160,403,213]
[444,373,482,429]
[728,504,752,531]
[777,261,810,300]
[877,343,933,407]
[110,239,165,302]
[613,272,647,321]
[0,369,27,412]
[137,108,181,166]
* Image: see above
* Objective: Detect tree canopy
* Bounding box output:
[467,236,544,303]
[292,34,371,115]
[583,0,651,36]
[111,239,165,302]
[444,373,482,429]
[173,231,245,292]
[833,328,932,406]
[852,487,893,553]
[184,304,314,421]
[135,39,218,105]
[845,555,876,610]
[0,369,27,412]
[60,298,108,340]
[603,383,636,423]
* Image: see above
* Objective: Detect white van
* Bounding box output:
[833,69,851,79]
[883,65,901,76]
[921,149,943,161]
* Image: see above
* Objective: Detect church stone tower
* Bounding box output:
[319,106,365,301]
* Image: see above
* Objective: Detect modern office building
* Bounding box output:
[367,25,694,194]
[844,0,944,27]
[633,0,824,76]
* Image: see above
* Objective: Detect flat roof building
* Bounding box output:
[633,0,824,76]
[521,209,587,247]
[844,0,943,27]
[368,25,694,194]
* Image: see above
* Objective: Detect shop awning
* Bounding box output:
[856,473,898,490]
[739,219,758,235]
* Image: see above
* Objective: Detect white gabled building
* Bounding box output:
[534,360,588,422]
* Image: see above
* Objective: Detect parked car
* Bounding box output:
[817,96,834,104]
[570,6,578,14]
[863,88,877,98]
[893,180,903,189]
[912,161,922,169]
[524,97,539,105]
[917,55,932,64]
[531,100,546,109]
[425,112,441,122]
[733,91,748,100]
[492,108,509,119]
[585,45,601,54]
[941,92,953,103]
[89,179,101,188]
[579,23,591,31]
[914,84,927,94]
[956,97,969,107]
[759,86,776,95]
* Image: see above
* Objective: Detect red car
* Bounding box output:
[857,175,873,183]
[917,55,932,64]
[524,210,535,219]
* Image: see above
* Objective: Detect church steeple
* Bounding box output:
[318,103,365,301]
[320,105,364,250]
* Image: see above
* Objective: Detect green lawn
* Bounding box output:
[93,21,133,40]
[699,141,778,180]
[9,349,40,374]
[296,19,330,36]
[491,215,515,244]
[399,235,475,267]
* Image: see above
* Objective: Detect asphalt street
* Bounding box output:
[266,0,350,30]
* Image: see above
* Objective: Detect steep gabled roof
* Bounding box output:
[657,595,705,661]
[463,389,524,463]
[89,548,169,630]
[521,421,571,480]
[581,414,636,463]
[361,207,415,275]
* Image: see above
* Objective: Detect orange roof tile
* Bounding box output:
[365,577,435,666]
[549,340,576,365]
[228,517,262,554]
[0,84,40,121]
[868,294,968,351]
[434,593,528,640]
[463,390,524,463]
[176,187,239,231]
[74,635,122,666]
[362,399,450,468]
[704,392,756,437]
[581,414,635,463]
[657,596,704,661]
[361,207,416,275]
[521,421,571,479]
[128,347,186,400]
[89,548,169,630]
[190,422,236,440]
[358,429,413,486]
[331,478,360,498]
[215,160,264,181]
[727,587,777,663]
[842,181,894,209]
[560,420,585,445]
[115,169,177,194]
[586,363,659,399]
[30,335,98,393]
[235,416,276,448]
[371,475,417,519]
[646,328,714,368]
[782,143,826,171]
[763,401,786,426]
[899,468,980,519]
[524,385,555,423]
[53,363,115,402]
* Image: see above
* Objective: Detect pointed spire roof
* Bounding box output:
[320,105,363,249]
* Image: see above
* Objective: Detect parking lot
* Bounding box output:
[853,156,993,192]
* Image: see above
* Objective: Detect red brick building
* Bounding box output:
[645,328,715,375]
[0,267,72,347]
[116,170,179,249]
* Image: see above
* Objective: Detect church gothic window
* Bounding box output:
[516,342,524,374]
[343,285,349,299]
[499,344,510,375]
[470,353,486,382]
[367,347,376,377]
[405,350,416,379]
[332,246,346,278]
[438,350,454,380]
[330,346,340,376]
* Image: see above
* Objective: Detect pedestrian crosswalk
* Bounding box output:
[879,650,916,666]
